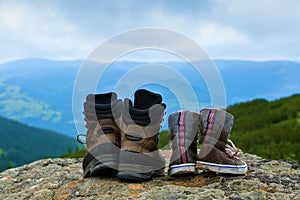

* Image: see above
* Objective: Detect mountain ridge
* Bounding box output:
[0,115,81,171]
[0,58,299,136]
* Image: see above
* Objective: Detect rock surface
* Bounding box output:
[0,151,299,200]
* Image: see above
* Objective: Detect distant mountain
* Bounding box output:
[0,58,299,136]
[215,60,300,104]
[0,59,80,137]
[0,115,81,171]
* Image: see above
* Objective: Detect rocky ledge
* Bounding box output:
[0,151,299,200]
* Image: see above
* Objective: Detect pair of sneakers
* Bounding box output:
[168,110,248,176]
[78,89,166,181]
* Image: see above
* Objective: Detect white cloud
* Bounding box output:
[0,0,300,62]
[194,22,249,47]
[0,1,94,62]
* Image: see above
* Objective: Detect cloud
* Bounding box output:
[194,23,249,47]
[0,1,93,62]
[0,0,300,62]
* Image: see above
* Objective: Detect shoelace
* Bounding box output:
[77,133,86,144]
[225,139,241,159]
[76,117,91,144]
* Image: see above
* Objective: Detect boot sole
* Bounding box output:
[83,144,119,178]
[84,154,119,178]
[118,151,165,181]
[168,163,199,176]
[196,160,248,175]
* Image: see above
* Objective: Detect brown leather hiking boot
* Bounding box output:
[196,108,247,174]
[81,92,122,178]
[168,111,200,176]
[117,89,166,181]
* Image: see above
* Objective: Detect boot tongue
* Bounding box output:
[134,89,162,109]
[124,89,165,126]
[86,92,117,104]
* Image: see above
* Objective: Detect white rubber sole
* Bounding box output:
[168,163,202,176]
[196,160,248,175]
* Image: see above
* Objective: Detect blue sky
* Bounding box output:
[1,0,300,63]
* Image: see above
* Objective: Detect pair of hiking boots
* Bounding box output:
[79,89,166,181]
[78,89,247,182]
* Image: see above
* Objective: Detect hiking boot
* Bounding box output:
[168,111,200,176]
[196,108,248,174]
[117,89,166,181]
[81,92,122,178]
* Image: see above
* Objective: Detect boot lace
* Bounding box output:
[225,139,242,159]
[77,133,86,144]
[76,118,98,144]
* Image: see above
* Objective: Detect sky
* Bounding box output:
[1,0,300,63]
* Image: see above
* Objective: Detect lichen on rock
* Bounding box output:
[0,151,299,200]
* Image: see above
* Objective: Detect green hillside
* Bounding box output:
[0,116,81,171]
[227,94,300,162]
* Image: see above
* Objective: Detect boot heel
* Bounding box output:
[167,111,200,176]
[168,163,196,176]
[117,150,165,181]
